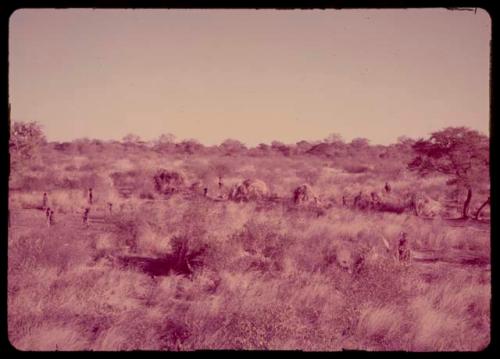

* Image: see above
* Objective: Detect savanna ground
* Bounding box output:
[8,135,490,351]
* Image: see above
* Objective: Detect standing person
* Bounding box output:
[203,187,208,197]
[384,182,391,193]
[218,176,223,190]
[49,210,55,226]
[353,191,363,209]
[88,188,93,205]
[46,207,51,227]
[47,209,55,227]
[42,192,48,210]
[370,192,381,210]
[83,207,90,227]
[107,202,113,214]
[398,231,411,264]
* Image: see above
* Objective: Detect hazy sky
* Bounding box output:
[9,8,490,146]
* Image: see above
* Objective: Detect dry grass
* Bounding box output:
[8,145,490,351]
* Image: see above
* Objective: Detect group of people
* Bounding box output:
[42,188,97,228]
[200,176,223,198]
[39,181,412,265]
[82,188,113,227]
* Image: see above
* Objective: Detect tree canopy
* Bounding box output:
[10,121,46,162]
[408,127,489,218]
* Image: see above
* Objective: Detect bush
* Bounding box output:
[153,170,185,196]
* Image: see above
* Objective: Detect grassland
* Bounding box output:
[8,140,490,351]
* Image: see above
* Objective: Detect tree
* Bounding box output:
[397,135,416,147]
[156,133,176,145]
[271,141,291,156]
[408,127,489,219]
[324,132,344,144]
[295,140,313,154]
[258,143,270,151]
[220,139,247,155]
[212,160,232,184]
[154,133,177,153]
[10,121,46,162]
[177,139,204,155]
[122,133,141,144]
[349,137,370,149]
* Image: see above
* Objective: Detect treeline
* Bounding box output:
[44,134,418,160]
[9,122,490,219]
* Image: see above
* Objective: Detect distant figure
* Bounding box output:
[397,231,411,264]
[204,187,208,197]
[42,192,48,210]
[384,182,391,193]
[83,207,90,226]
[353,191,362,208]
[45,207,51,224]
[342,195,347,207]
[107,202,113,214]
[370,192,381,209]
[87,188,93,205]
[218,176,223,190]
[48,210,55,227]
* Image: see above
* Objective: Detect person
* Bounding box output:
[218,176,223,190]
[108,202,113,214]
[370,192,381,210]
[342,195,347,207]
[353,191,363,208]
[42,192,48,210]
[49,210,55,226]
[88,188,93,205]
[384,182,391,193]
[83,207,90,226]
[203,187,208,197]
[398,231,411,264]
[45,207,51,227]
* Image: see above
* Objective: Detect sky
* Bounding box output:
[9,8,491,146]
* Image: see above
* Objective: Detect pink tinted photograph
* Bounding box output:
[8,8,490,351]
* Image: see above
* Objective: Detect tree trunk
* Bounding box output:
[475,196,490,220]
[462,187,472,219]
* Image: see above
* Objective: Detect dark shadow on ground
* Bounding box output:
[116,254,193,277]
[412,249,490,268]
[442,217,490,231]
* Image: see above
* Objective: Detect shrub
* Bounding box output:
[153,170,185,196]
